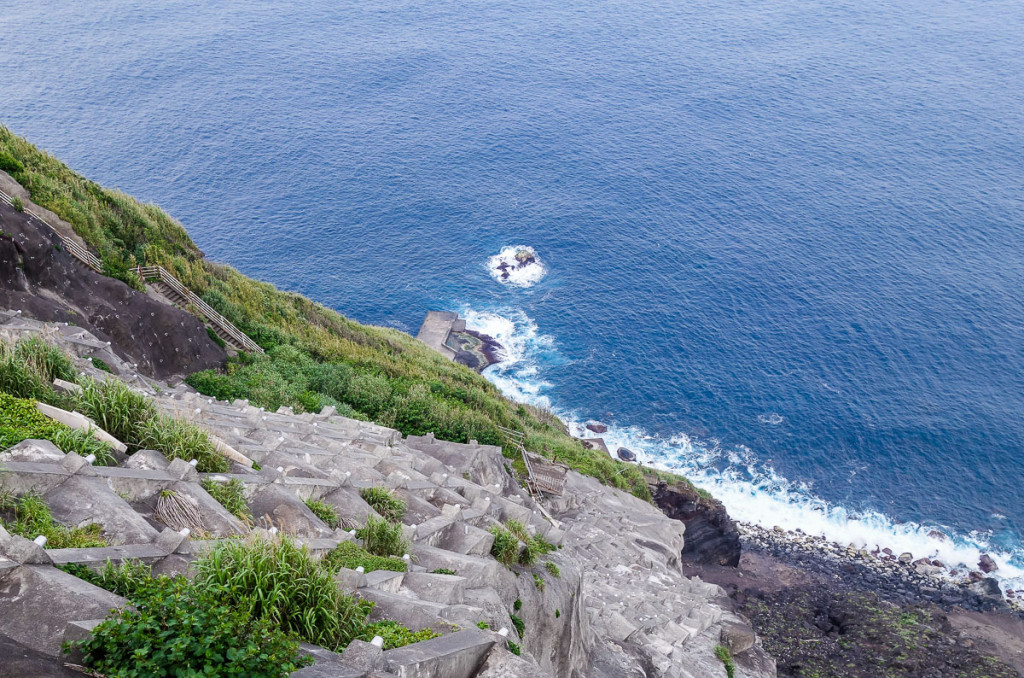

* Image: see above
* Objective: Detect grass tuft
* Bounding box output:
[304,497,339,529]
[359,486,406,524]
[357,515,408,558]
[321,540,407,573]
[201,478,252,523]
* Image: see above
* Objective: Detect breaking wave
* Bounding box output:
[486,245,546,288]
[463,306,1024,596]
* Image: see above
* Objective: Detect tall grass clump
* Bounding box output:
[357,515,408,558]
[0,337,77,406]
[304,497,339,529]
[201,478,252,523]
[489,524,520,568]
[194,535,371,650]
[359,486,406,524]
[138,415,228,472]
[77,378,155,447]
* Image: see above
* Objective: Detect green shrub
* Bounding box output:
[545,561,560,578]
[321,540,407,574]
[357,516,408,558]
[11,196,24,212]
[510,614,525,638]
[489,524,520,568]
[359,486,406,524]
[201,478,252,523]
[507,640,521,656]
[13,337,76,383]
[533,573,545,591]
[194,535,371,650]
[476,621,490,629]
[431,568,457,575]
[356,620,439,650]
[555,609,560,618]
[714,644,735,678]
[304,497,339,529]
[64,575,309,677]
[0,492,105,548]
[0,338,76,404]
[138,415,228,472]
[513,598,522,611]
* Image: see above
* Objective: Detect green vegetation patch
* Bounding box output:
[321,540,407,574]
[137,414,228,472]
[357,515,408,558]
[194,535,372,651]
[359,485,406,524]
[356,620,439,650]
[0,492,105,548]
[304,497,340,529]
[201,478,252,524]
[0,391,117,464]
[64,574,309,677]
[714,644,735,678]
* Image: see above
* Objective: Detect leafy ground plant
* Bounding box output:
[357,515,409,558]
[359,486,406,523]
[545,561,560,578]
[201,478,252,523]
[321,541,407,573]
[714,644,735,678]
[356,621,439,650]
[194,534,372,650]
[0,391,116,464]
[64,575,309,677]
[304,497,339,529]
[58,559,154,599]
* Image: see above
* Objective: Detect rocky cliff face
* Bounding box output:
[0,200,225,380]
[651,480,742,567]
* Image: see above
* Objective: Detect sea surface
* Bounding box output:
[3,0,1023,588]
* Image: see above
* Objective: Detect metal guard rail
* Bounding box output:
[1,187,262,354]
[1,188,103,271]
[133,265,264,354]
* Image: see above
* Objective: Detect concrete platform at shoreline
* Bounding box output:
[416,311,463,361]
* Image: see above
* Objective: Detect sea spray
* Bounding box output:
[464,306,1024,596]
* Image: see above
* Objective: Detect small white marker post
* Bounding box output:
[370,636,384,648]
[84,454,96,464]
[498,627,509,637]
[33,535,47,547]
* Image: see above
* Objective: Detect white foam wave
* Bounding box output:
[486,245,546,288]
[463,305,1024,596]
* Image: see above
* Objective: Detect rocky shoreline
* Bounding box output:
[737,523,1022,614]
[678,522,1024,677]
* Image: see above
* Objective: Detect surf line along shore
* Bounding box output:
[416,311,504,373]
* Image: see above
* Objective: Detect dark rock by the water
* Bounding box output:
[586,423,608,434]
[616,447,636,462]
[652,480,741,567]
[979,553,998,573]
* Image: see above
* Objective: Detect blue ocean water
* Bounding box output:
[2,0,1023,584]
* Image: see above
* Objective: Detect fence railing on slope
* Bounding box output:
[497,425,568,497]
[132,265,264,354]
[0,188,102,271]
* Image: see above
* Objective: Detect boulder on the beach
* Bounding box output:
[898,552,914,564]
[927,529,948,541]
[616,447,636,462]
[719,622,756,655]
[978,553,998,573]
[586,423,608,434]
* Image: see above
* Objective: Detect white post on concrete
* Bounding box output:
[33,535,47,547]
[370,636,384,648]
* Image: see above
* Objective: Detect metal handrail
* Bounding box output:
[133,265,264,354]
[1,187,262,353]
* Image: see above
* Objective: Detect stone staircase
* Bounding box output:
[0,317,775,678]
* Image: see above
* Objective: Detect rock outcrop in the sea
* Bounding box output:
[652,479,742,567]
[0,197,225,380]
